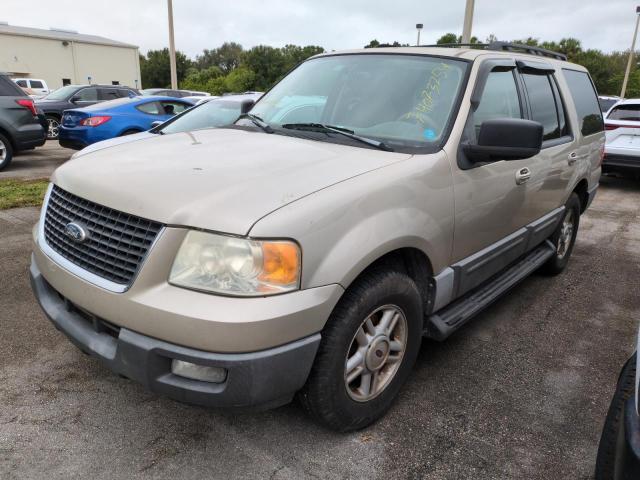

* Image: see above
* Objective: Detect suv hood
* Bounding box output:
[52,128,412,234]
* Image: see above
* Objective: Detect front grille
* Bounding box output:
[43,185,162,286]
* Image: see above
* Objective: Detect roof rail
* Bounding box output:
[420,41,567,61]
[488,41,567,61]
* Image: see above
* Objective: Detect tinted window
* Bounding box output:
[137,101,162,115]
[562,69,603,136]
[99,88,121,101]
[159,101,190,115]
[30,80,44,89]
[474,70,521,133]
[0,77,25,96]
[599,98,618,112]
[16,80,28,87]
[522,73,561,141]
[607,104,640,122]
[75,87,98,101]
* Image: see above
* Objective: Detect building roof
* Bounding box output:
[0,23,138,49]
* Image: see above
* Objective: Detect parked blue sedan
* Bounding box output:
[58,96,194,149]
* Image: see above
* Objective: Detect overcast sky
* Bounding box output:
[2,0,637,57]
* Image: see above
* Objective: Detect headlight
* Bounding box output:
[169,231,301,296]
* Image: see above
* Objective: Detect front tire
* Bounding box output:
[540,192,581,275]
[0,133,14,171]
[299,269,423,432]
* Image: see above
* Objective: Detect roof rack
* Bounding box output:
[421,41,567,61]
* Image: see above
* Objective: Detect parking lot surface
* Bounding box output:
[1,174,639,479]
[0,142,71,180]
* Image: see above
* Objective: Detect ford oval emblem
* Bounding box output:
[64,222,88,243]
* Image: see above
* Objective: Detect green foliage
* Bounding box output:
[140,37,640,99]
[140,48,192,89]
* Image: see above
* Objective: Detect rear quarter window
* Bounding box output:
[562,69,604,136]
[0,77,25,96]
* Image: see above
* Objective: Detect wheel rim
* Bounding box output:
[48,118,60,138]
[0,139,5,161]
[557,209,574,259]
[344,304,407,402]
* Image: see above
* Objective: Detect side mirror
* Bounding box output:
[240,99,255,114]
[150,120,163,129]
[464,118,543,162]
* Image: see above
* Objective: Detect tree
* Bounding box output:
[281,44,325,71]
[435,33,479,45]
[181,65,224,92]
[196,42,243,74]
[140,48,192,88]
[241,45,287,90]
[364,40,410,48]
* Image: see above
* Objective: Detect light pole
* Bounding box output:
[461,0,475,44]
[416,23,423,46]
[167,0,178,89]
[621,6,640,99]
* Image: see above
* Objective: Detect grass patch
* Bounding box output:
[0,178,49,210]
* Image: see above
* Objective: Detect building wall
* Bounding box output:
[0,33,140,90]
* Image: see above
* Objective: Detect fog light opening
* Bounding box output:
[171,359,227,383]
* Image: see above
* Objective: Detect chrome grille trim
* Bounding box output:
[38,184,164,293]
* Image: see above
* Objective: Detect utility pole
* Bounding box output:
[167,0,178,89]
[416,23,423,46]
[621,6,640,99]
[461,0,475,44]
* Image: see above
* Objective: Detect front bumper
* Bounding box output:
[30,258,321,409]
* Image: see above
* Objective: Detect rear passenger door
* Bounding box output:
[517,61,575,215]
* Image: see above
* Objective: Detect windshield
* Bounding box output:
[250,54,468,151]
[42,85,79,101]
[159,99,244,134]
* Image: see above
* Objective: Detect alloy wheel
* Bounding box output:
[47,118,60,139]
[344,304,407,402]
[0,139,6,161]
[557,209,575,259]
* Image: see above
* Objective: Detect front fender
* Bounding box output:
[249,152,455,289]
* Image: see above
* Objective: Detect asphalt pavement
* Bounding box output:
[0,141,72,181]
[0,173,639,479]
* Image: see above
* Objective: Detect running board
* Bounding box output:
[424,240,556,341]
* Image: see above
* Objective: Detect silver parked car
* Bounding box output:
[30,44,604,431]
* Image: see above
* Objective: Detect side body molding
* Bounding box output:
[431,206,565,313]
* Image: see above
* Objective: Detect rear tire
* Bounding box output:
[540,193,581,276]
[0,133,14,171]
[298,268,423,432]
[46,115,60,140]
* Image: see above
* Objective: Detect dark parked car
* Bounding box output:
[596,336,639,480]
[35,84,139,139]
[0,73,46,171]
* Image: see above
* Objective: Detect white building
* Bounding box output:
[0,23,141,90]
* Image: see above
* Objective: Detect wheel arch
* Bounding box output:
[572,178,589,213]
[341,245,435,315]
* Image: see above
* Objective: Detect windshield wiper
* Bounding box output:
[281,123,393,151]
[238,113,273,133]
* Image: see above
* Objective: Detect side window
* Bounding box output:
[474,70,522,134]
[549,77,569,137]
[136,101,162,115]
[117,89,134,98]
[75,87,98,101]
[159,101,190,115]
[16,80,28,87]
[562,69,604,136]
[30,80,44,89]
[522,73,562,141]
[0,77,26,96]
[99,88,120,101]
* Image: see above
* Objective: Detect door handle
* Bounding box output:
[515,167,531,185]
[568,152,578,166]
